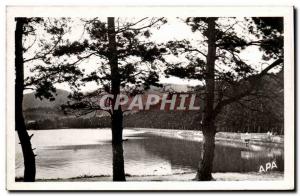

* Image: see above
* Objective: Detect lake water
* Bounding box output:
[15,129,284,180]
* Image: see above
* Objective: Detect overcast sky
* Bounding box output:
[23,17,272,93]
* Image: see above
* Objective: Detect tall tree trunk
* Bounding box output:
[111,108,125,181]
[107,17,126,181]
[196,18,217,181]
[15,18,36,182]
[196,123,216,181]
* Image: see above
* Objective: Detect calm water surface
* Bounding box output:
[15,129,283,179]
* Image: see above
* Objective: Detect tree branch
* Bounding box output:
[117,17,164,33]
[213,58,283,117]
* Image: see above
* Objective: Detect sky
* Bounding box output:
[23,17,273,93]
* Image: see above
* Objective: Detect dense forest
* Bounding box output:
[24,70,283,134]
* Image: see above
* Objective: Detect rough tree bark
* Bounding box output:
[15,17,36,182]
[196,18,217,181]
[107,17,126,181]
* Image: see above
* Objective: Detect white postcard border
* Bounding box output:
[6,6,294,191]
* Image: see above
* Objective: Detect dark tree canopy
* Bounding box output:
[53,17,166,93]
[165,17,283,116]
[22,17,83,101]
[52,17,168,115]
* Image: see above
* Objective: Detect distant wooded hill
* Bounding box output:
[23,83,194,110]
[23,89,70,110]
[23,73,283,134]
[23,83,197,121]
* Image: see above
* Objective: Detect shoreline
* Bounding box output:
[29,127,284,146]
[17,172,283,182]
[132,128,284,147]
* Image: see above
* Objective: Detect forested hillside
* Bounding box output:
[24,71,283,134]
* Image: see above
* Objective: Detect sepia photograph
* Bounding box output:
[6,6,294,191]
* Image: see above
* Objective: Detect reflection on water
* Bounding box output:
[15,129,283,179]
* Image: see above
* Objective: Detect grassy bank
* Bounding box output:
[30,172,283,182]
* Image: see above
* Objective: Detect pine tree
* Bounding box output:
[55,17,167,181]
[165,17,283,180]
[15,17,81,181]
